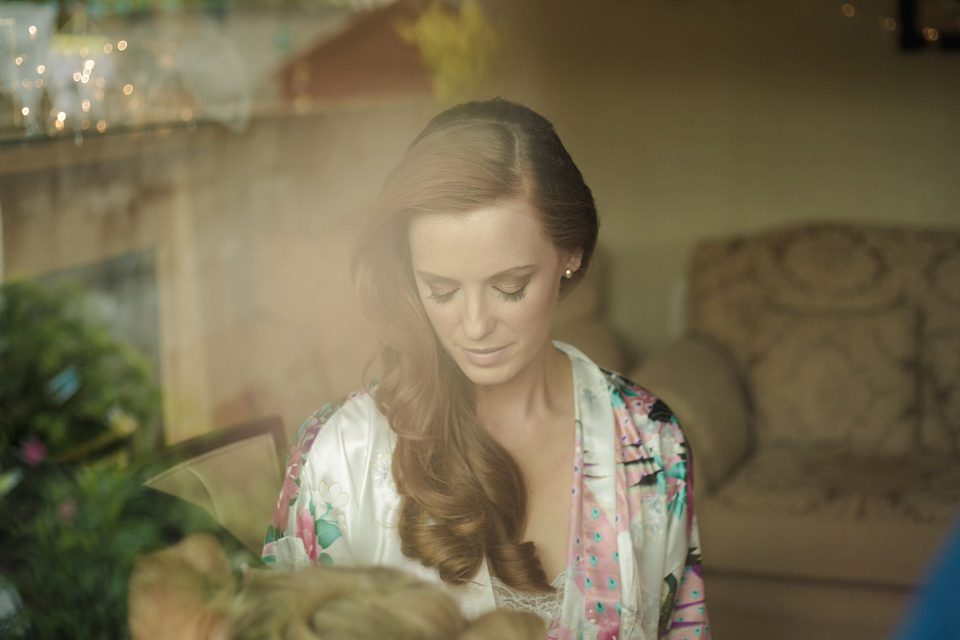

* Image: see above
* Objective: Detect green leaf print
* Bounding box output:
[315,518,343,549]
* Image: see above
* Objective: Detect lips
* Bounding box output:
[462,345,508,366]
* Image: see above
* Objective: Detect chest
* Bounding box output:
[514,428,576,580]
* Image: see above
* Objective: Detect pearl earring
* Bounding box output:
[564,268,573,279]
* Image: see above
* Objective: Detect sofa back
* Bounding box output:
[686,223,960,456]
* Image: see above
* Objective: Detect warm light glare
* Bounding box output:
[55,120,64,130]
[129,98,139,109]
[180,108,193,121]
[923,27,940,41]
[123,84,133,95]
[57,112,66,122]
[73,71,82,82]
[96,77,106,88]
[118,40,128,51]
[82,120,90,129]
[97,120,107,132]
[81,100,91,112]
[883,17,897,30]
[80,74,90,84]
[21,79,29,88]
[842,4,855,18]
[21,107,29,116]
[28,25,37,37]
[34,79,43,87]
[84,59,95,70]
[37,64,45,74]
[79,46,89,56]
[14,56,22,65]
[104,43,113,54]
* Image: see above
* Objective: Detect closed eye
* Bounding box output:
[426,284,528,304]
[427,290,457,304]
[497,286,527,302]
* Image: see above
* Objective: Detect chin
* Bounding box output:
[461,368,516,387]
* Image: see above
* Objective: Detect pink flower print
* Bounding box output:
[285,443,304,480]
[296,416,324,454]
[270,440,309,530]
[296,509,319,561]
[270,474,300,529]
[20,437,46,467]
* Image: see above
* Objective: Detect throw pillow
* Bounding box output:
[748,305,917,455]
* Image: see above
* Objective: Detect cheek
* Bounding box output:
[505,288,559,335]
[421,303,457,338]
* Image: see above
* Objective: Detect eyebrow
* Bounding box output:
[415,264,538,284]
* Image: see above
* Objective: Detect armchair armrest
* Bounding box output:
[629,336,752,498]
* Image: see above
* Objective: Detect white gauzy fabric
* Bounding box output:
[491,572,566,627]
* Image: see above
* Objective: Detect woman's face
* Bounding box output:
[408,199,582,388]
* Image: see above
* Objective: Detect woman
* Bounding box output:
[263,99,709,640]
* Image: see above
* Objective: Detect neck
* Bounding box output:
[472,343,570,433]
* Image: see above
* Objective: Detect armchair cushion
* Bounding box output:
[713,445,960,525]
[922,329,960,452]
[748,305,917,454]
[697,497,947,586]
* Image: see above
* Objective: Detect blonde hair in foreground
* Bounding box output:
[226,566,545,640]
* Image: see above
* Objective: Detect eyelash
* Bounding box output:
[499,287,527,302]
[427,291,456,304]
[427,286,527,305]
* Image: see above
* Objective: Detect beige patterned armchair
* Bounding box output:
[633,223,960,639]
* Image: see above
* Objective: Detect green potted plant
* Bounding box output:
[0,278,179,639]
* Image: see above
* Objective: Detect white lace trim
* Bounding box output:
[490,572,565,626]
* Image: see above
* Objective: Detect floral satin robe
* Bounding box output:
[263,342,709,639]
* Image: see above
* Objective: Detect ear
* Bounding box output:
[564,249,584,274]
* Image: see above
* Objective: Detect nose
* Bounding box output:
[461,290,495,341]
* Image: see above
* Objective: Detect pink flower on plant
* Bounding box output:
[296,509,318,561]
[57,497,77,522]
[20,437,46,467]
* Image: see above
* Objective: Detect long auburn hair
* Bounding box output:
[352,99,598,592]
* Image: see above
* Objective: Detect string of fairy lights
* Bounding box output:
[837,1,946,44]
[0,1,952,141]
[16,33,134,135]
[2,9,209,140]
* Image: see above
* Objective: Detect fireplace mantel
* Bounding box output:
[0,123,222,177]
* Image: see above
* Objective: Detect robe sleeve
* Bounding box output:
[261,399,358,571]
[658,424,710,639]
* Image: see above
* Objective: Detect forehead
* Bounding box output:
[408,201,558,276]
